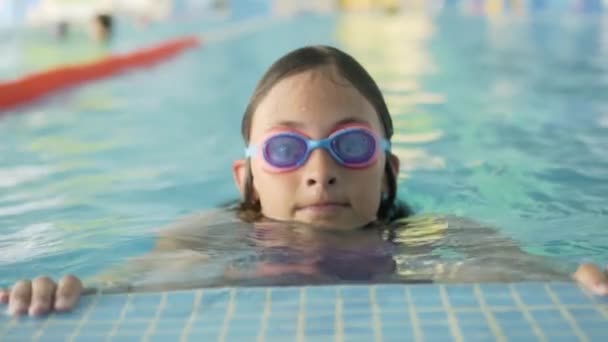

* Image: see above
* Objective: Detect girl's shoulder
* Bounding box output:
[155,208,249,250]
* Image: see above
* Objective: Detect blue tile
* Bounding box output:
[268,287,300,303]
[343,324,372,335]
[341,300,371,312]
[530,309,565,321]
[478,284,510,296]
[492,310,528,324]
[153,319,188,331]
[448,295,479,307]
[421,326,454,341]
[192,312,225,326]
[459,324,492,336]
[114,320,150,335]
[567,308,605,321]
[73,335,108,342]
[35,335,74,342]
[416,311,448,323]
[40,322,78,336]
[265,323,297,336]
[304,323,335,336]
[375,286,407,309]
[344,336,375,342]
[270,302,300,314]
[235,288,266,304]
[109,334,146,342]
[577,320,608,331]
[514,284,554,306]
[166,291,196,305]
[341,286,371,298]
[233,302,265,315]
[228,315,261,328]
[382,333,415,342]
[148,332,183,342]
[225,325,260,338]
[343,311,372,323]
[502,327,536,339]
[184,331,219,340]
[200,289,230,308]
[130,294,162,307]
[409,285,441,298]
[588,330,608,342]
[379,312,411,326]
[455,311,486,322]
[458,333,496,342]
[88,306,125,320]
[483,294,516,307]
[305,314,335,328]
[266,313,298,324]
[122,305,158,319]
[381,325,415,337]
[188,323,221,336]
[160,303,193,318]
[306,286,337,299]
[1,328,36,341]
[305,301,335,312]
[79,321,115,334]
[95,294,129,308]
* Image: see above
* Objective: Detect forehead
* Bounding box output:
[250,67,383,139]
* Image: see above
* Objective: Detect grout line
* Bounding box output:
[217,288,236,342]
[508,284,546,342]
[439,285,463,342]
[296,287,306,342]
[256,288,272,342]
[105,293,132,342]
[544,284,589,342]
[405,287,423,342]
[68,290,102,342]
[370,286,383,342]
[473,284,506,342]
[179,290,202,342]
[334,287,343,342]
[142,292,167,342]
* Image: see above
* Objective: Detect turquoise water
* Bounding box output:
[1,12,607,288]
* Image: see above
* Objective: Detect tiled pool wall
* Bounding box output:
[1,283,608,341]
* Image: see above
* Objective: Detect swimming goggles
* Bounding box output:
[245,125,390,173]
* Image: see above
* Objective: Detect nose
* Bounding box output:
[303,148,338,187]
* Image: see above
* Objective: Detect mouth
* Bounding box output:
[296,202,350,215]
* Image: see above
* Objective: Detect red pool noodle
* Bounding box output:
[0,36,200,112]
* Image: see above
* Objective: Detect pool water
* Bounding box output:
[1,11,607,290]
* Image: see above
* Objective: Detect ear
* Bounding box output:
[232,159,248,198]
[382,153,400,195]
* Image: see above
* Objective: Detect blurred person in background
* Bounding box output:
[90,13,113,43]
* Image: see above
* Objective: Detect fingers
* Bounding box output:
[29,277,57,317]
[8,280,32,316]
[573,263,608,295]
[0,288,8,303]
[54,275,82,312]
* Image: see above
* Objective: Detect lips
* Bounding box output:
[296,202,350,214]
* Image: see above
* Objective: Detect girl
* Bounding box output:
[2,45,607,317]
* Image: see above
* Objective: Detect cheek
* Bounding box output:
[347,163,385,212]
[251,162,298,215]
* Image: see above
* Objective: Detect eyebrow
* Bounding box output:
[269,117,371,131]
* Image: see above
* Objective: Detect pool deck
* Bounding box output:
[1,282,607,341]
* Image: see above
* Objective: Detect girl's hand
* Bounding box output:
[573,263,608,295]
[0,275,83,316]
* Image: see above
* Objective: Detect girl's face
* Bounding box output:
[234,66,399,230]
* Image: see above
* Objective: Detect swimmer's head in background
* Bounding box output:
[91,13,113,43]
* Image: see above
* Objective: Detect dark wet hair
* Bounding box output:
[95,14,113,39]
[237,45,412,224]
